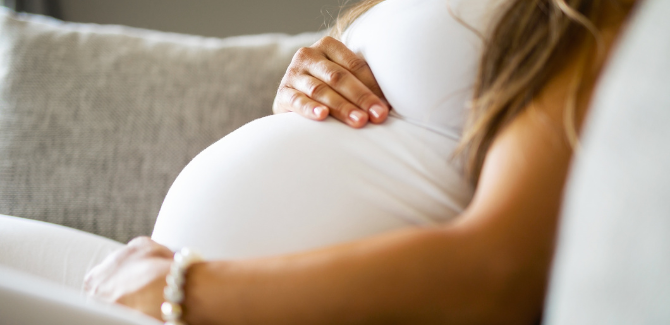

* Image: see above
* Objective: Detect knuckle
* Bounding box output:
[278,89,295,109]
[314,36,334,47]
[118,245,139,261]
[335,101,354,114]
[325,69,346,86]
[290,48,313,67]
[355,92,376,107]
[301,104,313,116]
[277,85,289,98]
[347,57,369,73]
[288,91,303,108]
[308,82,328,98]
[128,236,151,247]
[291,49,325,76]
[369,83,384,95]
[284,67,299,80]
[294,47,311,59]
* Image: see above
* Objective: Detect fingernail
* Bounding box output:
[369,105,385,119]
[349,110,364,123]
[313,106,327,118]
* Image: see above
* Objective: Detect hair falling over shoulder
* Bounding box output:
[461,0,615,185]
[332,0,627,184]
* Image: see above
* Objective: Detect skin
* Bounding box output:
[85,2,636,324]
[273,36,391,128]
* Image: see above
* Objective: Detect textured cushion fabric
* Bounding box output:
[0,8,321,242]
[544,0,670,324]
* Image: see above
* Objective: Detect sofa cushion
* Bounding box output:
[544,0,670,323]
[0,8,321,242]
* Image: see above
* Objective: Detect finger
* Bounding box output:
[315,37,390,120]
[291,42,388,124]
[306,59,386,124]
[128,236,154,247]
[292,74,370,128]
[276,86,331,121]
[118,237,171,262]
[314,37,386,99]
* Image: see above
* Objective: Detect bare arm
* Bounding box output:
[85,58,594,324]
[83,8,634,321]
[180,85,575,324]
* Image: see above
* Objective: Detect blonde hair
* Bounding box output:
[330,0,385,38]
[332,0,618,184]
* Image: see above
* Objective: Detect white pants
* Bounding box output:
[0,214,159,325]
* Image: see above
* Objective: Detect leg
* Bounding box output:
[0,265,161,325]
[0,214,123,292]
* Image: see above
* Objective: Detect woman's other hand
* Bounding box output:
[84,237,173,320]
[273,36,390,128]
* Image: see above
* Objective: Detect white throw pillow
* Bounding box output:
[544,0,670,323]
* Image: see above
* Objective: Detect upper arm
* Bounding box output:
[474,96,572,209]
[463,104,572,249]
[460,55,595,252]
[450,73,583,319]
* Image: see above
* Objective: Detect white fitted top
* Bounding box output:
[343,0,504,139]
[152,0,500,260]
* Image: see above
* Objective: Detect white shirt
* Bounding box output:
[152,0,500,259]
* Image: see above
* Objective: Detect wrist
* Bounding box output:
[162,248,203,324]
[182,261,235,325]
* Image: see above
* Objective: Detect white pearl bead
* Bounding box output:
[176,247,203,266]
[170,261,186,275]
[161,301,182,321]
[164,285,185,303]
[162,247,202,325]
[167,273,185,288]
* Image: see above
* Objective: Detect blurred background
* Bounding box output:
[1,0,344,37]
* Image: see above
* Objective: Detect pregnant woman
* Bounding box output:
[149,0,497,260]
[85,0,638,324]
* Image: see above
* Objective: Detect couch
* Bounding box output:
[0,8,321,324]
[0,0,669,324]
[0,8,321,243]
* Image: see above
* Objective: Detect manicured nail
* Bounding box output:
[349,110,364,123]
[369,105,385,119]
[313,106,327,118]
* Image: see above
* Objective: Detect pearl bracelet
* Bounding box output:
[162,247,202,325]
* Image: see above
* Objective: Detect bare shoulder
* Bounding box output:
[464,22,619,224]
[463,64,580,227]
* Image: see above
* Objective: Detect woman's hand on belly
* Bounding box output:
[273,36,390,128]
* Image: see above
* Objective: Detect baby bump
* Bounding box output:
[152,113,473,260]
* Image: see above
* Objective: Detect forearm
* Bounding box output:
[183,222,546,325]
[182,89,576,325]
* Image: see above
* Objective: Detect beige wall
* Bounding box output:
[58,0,343,38]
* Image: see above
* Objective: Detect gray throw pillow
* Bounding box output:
[0,8,321,242]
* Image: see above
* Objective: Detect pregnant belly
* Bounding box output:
[152,113,473,260]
